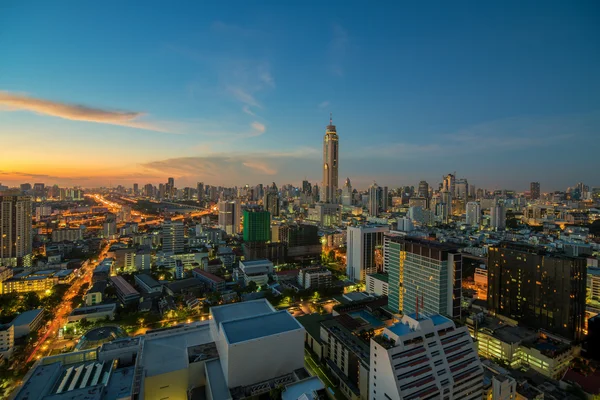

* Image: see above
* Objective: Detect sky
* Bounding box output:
[0,1,599,191]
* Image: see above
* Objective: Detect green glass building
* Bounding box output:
[243,209,271,242]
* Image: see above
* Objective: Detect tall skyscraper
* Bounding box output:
[530,181,540,200]
[322,114,339,203]
[341,178,353,206]
[368,182,381,217]
[488,242,587,340]
[162,220,185,255]
[133,183,139,195]
[466,201,481,227]
[346,225,389,282]
[442,173,455,195]
[489,200,506,230]
[418,180,429,198]
[197,182,204,201]
[384,234,462,318]
[371,313,483,400]
[382,186,389,212]
[455,178,468,199]
[218,199,241,235]
[264,182,280,217]
[0,195,32,267]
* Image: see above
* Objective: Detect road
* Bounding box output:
[24,242,111,364]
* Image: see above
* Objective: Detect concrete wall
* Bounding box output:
[225,329,305,388]
[144,368,188,400]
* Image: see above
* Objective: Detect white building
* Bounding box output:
[51,228,83,242]
[346,225,390,282]
[0,324,14,359]
[489,201,506,230]
[162,220,185,255]
[11,308,44,338]
[237,259,273,287]
[366,273,389,297]
[135,249,152,271]
[218,199,241,235]
[297,267,332,290]
[307,203,342,227]
[466,201,481,227]
[370,313,483,400]
[396,217,414,232]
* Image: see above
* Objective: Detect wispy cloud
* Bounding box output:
[226,86,261,108]
[0,90,179,134]
[329,23,349,76]
[318,101,330,109]
[242,105,256,116]
[251,121,266,134]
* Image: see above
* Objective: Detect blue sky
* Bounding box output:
[0,0,598,191]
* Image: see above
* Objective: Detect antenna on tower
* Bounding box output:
[330,112,332,125]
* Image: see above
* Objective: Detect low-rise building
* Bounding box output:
[85,281,107,306]
[2,271,58,294]
[297,267,332,290]
[237,259,273,287]
[11,308,45,338]
[0,324,14,359]
[67,303,117,323]
[192,268,226,292]
[134,273,162,294]
[109,276,140,305]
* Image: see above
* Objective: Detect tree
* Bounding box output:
[247,281,258,293]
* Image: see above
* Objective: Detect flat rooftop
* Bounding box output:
[103,366,135,399]
[211,299,274,328]
[11,308,44,326]
[110,276,140,296]
[205,359,231,400]
[282,376,324,400]
[14,362,63,400]
[135,273,161,288]
[388,322,413,337]
[240,259,272,266]
[368,273,389,283]
[222,310,302,344]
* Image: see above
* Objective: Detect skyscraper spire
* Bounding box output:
[330,112,332,125]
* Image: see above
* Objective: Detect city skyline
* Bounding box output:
[1,1,599,190]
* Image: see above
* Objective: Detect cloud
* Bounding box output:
[242,105,256,116]
[242,161,276,175]
[226,86,261,108]
[329,23,349,76]
[251,121,266,134]
[318,101,330,109]
[0,90,177,133]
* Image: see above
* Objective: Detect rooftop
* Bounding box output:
[193,268,225,283]
[282,376,325,400]
[135,273,161,288]
[11,308,44,326]
[368,273,389,283]
[240,259,273,267]
[222,310,302,344]
[109,276,139,296]
[211,299,274,329]
[205,359,231,400]
[296,313,333,343]
[14,362,63,400]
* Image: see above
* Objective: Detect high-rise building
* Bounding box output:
[442,173,455,194]
[382,185,389,212]
[466,201,481,227]
[218,199,241,235]
[166,177,175,199]
[530,181,540,200]
[368,182,381,217]
[455,178,468,199]
[370,313,484,400]
[322,114,339,203]
[489,200,506,230]
[418,180,429,198]
[197,182,204,201]
[346,225,390,282]
[488,242,587,340]
[0,195,32,267]
[133,183,139,195]
[162,220,185,255]
[263,182,279,217]
[384,234,462,318]
[243,209,271,242]
[302,180,311,195]
[341,177,353,206]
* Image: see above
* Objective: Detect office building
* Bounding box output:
[322,114,339,203]
[162,220,184,255]
[368,182,381,217]
[11,308,44,338]
[418,180,429,198]
[0,195,32,267]
[197,182,204,200]
[489,201,506,230]
[243,209,271,242]
[455,178,469,199]
[192,268,226,292]
[0,324,14,359]
[341,178,353,206]
[370,313,483,400]
[103,213,117,239]
[396,217,414,232]
[530,182,540,200]
[264,182,280,217]
[109,276,141,305]
[488,242,586,340]
[237,259,273,287]
[297,267,332,289]
[384,234,462,318]
[218,199,241,235]
[307,203,341,227]
[346,225,390,282]
[466,201,481,227]
[2,271,58,294]
[366,273,389,297]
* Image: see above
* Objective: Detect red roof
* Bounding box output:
[276,269,299,276]
[193,268,225,283]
